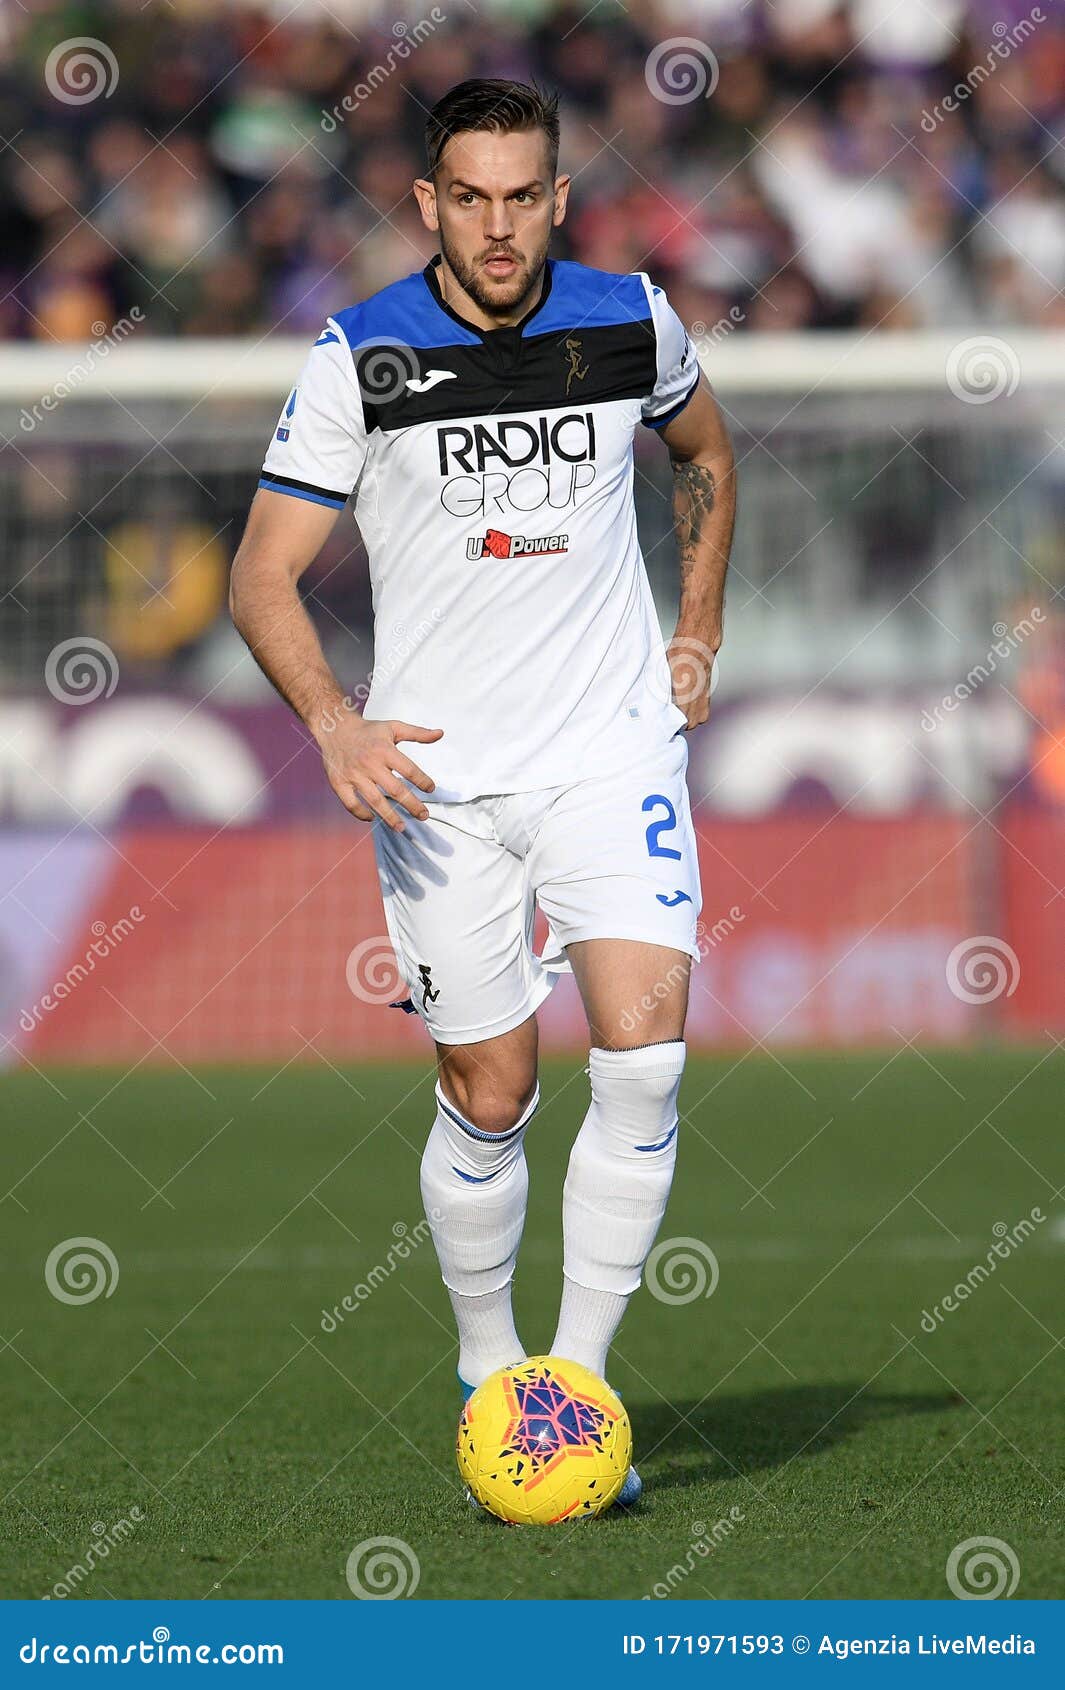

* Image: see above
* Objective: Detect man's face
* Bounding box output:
[415,128,569,319]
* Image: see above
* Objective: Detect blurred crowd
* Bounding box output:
[2,0,1064,343]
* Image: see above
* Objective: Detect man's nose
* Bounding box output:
[483,198,515,242]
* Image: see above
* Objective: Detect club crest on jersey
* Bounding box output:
[562,335,588,395]
[467,530,569,561]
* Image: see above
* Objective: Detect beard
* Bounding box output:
[439,226,551,320]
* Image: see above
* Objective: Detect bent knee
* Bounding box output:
[440,1063,538,1135]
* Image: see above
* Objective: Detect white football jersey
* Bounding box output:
[259,259,699,800]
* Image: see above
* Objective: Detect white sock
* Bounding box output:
[551,1042,685,1377]
[420,1081,537,1388]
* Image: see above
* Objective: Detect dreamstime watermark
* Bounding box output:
[646,1237,719,1305]
[620,908,744,1036]
[19,310,145,434]
[945,936,1020,1005]
[919,1208,1044,1333]
[946,1537,1020,1599]
[44,37,119,105]
[920,10,1045,133]
[321,1216,438,1332]
[45,1238,119,1305]
[42,1510,144,1599]
[920,610,1044,731]
[318,612,445,735]
[691,307,747,352]
[18,1633,283,1666]
[642,1510,745,1597]
[20,909,145,1034]
[321,12,446,130]
[946,336,1020,404]
[345,1536,420,1598]
[651,636,722,711]
[645,38,719,105]
[45,637,119,705]
[344,936,405,1005]
[352,337,423,405]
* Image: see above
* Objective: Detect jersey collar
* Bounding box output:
[421,254,554,341]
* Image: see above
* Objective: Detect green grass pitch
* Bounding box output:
[1,1050,1062,1600]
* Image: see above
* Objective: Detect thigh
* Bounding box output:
[373,803,552,1046]
[568,938,690,1049]
[531,735,702,971]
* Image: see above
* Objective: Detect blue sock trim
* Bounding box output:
[458,1372,476,1402]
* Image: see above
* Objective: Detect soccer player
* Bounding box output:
[231,80,735,1503]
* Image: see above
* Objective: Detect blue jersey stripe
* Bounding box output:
[258,476,347,509]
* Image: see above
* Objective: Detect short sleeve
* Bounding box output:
[638,279,700,431]
[259,320,368,510]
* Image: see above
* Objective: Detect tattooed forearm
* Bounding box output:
[671,458,718,587]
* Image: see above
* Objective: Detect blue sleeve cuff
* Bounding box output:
[641,370,701,432]
[258,473,348,510]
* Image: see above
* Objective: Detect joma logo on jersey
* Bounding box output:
[437,412,597,520]
[466,530,570,561]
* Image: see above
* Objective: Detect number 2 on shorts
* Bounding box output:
[642,794,682,861]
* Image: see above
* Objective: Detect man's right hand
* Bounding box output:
[317,713,444,831]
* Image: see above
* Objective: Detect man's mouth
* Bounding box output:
[483,252,520,278]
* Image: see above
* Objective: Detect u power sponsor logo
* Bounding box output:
[437,412,597,519]
[466,529,569,560]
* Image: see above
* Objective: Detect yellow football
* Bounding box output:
[456,1355,632,1525]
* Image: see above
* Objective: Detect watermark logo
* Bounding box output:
[353,339,422,406]
[691,308,747,352]
[946,1536,1020,1599]
[646,1237,719,1305]
[654,636,721,708]
[45,1238,119,1305]
[20,309,144,434]
[645,39,719,105]
[45,638,119,705]
[946,336,1020,405]
[620,908,744,1037]
[920,610,1044,731]
[321,1216,438,1332]
[321,10,446,130]
[20,908,146,1035]
[43,1509,144,1599]
[318,613,445,735]
[919,9,1045,132]
[945,936,1020,1005]
[344,937,405,1005]
[642,1510,745,1597]
[345,1536,420,1599]
[919,1209,1044,1333]
[44,37,119,105]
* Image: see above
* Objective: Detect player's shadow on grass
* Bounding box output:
[636,1384,957,1490]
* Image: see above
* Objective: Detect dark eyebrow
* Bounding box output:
[447,180,543,196]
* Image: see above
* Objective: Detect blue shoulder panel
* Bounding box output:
[332,271,481,353]
[529,262,653,336]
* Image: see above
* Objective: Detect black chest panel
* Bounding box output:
[356,318,659,434]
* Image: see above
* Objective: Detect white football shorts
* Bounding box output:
[373,735,702,1045]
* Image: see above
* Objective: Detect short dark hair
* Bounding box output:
[425,79,560,177]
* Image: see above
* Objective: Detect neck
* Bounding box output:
[434,254,546,331]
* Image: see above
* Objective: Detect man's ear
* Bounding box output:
[413,177,439,232]
[552,174,571,228]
